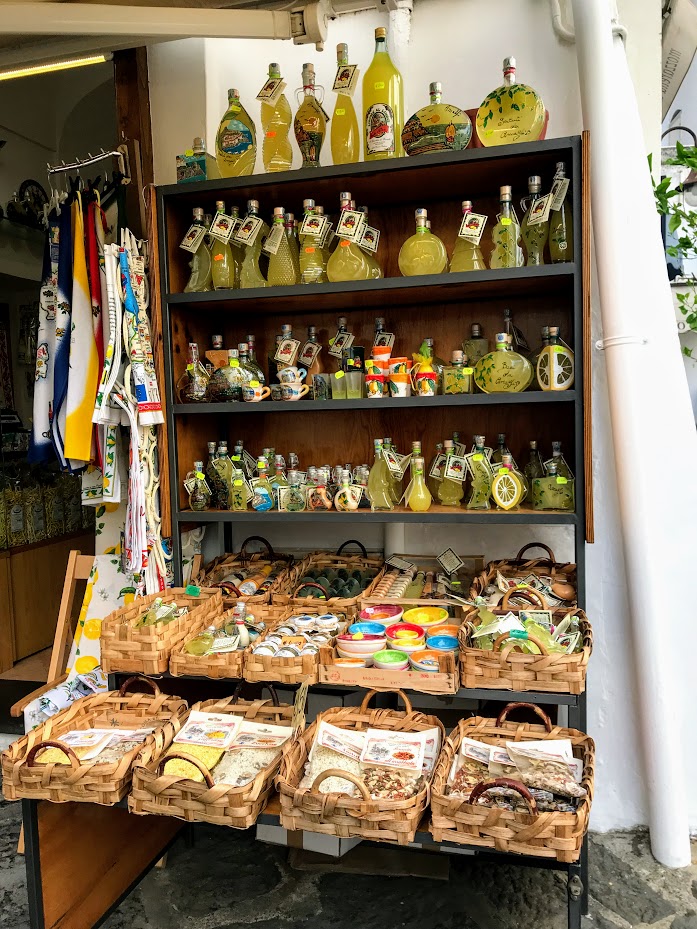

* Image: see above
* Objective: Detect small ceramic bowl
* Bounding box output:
[426,624,460,640]
[403,606,450,629]
[373,649,409,671]
[384,622,426,647]
[409,649,442,672]
[387,639,424,655]
[426,634,459,652]
[359,604,404,625]
[336,633,386,656]
[335,656,371,668]
[348,622,387,636]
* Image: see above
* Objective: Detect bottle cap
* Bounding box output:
[374,438,382,449]
[230,206,240,217]
[269,62,281,75]
[502,454,513,465]
[462,200,472,211]
[248,199,259,210]
[375,26,387,38]
[337,42,348,58]
[238,342,248,353]
[288,470,299,482]
[207,441,216,451]
[228,348,239,358]
[528,176,542,192]
[375,317,385,328]
[308,325,317,336]
[429,81,442,96]
[211,334,223,348]
[451,349,464,363]
[549,325,560,337]
[281,324,293,334]
[194,460,204,470]
[444,439,454,448]
[556,161,566,173]
[412,440,421,451]
[303,198,315,209]
[415,207,428,219]
[499,185,512,200]
[285,212,295,223]
[193,207,204,220]
[339,190,351,201]
[247,334,255,343]
[548,461,558,475]
[384,436,392,445]
[315,205,325,215]
[530,440,538,449]
[215,200,225,211]
[425,337,434,346]
[273,207,284,218]
[541,325,550,336]
[471,323,482,336]
[503,56,516,72]
[192,137,205,152]
[475,434,485,445]
[228,88,240,99]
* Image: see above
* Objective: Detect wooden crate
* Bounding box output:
[318,646,458,695]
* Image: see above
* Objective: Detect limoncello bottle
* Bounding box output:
[549,161,574,262]
[211,199,237,290]
[476,57,545,147]
[491,453,526,511]
[523,440,545,502]
[363,26,404,160]
[463,323,489,367]
[398,208,448,276]
[473,332,534,393]
[548,440,574,480]
[520,176,548,265]
[437,441,464,507]
[327,191,371,282]
[183,209,213,293]
[532,461,575,511]
[331,43,359,165]
[466,435,493,510]
[261,62,292,173]
[299,199,328,283]
[406,456,432,512]
[451,201,486,273]
[357,205,383,278]
[402,81,472,155]
[294,63,326,169]
[490,186,524,269]
[239,199,268,289]
[367,439,393,511]
[267,208,298,286]
[427,441,444,499]
[184,625,217,657]
[215,88,256,177]
[284,212,302,281]
[315,205,332,265]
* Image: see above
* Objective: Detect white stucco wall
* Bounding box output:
[147,0,679,832]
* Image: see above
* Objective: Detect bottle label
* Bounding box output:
[527,192,553,226]
[293,115,323,168]
[336,209,366,242]
[256,77,286,104]
[366,103,396,155]
[429,452,446,479]
[437,548,465,575]
[443,455,468,482]
[328,330,354,359]
[262,222,285,255]
[358,224,380,254]
[179,224,206,253]
[332,64,359,96]
[209,211,237,243]
[234,215,264,246]
[274,337,301,365]
[299,339,322,368]
[299,214,327,239]
[458,212,487,244]
[551,177,570,211]
[219,118,254,156]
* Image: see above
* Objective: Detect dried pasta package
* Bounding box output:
[488,745,517,778]
[0,489,7,550]
[213,747,283,787]
[25,485,46,544]
[447,737,491,799]
[362,765,421,801]
[505,742,587,799]
[43,483,64,538]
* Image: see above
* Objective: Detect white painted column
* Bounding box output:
[384,523,406,557]
[571,0,695,867]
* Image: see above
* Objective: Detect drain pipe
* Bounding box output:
[570,0,694,868]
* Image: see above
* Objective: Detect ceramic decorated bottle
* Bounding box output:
[215,88,256,177]
[261,62,293,173]
[491,453,527,511]
[294,63,326,169]
[474,332,534,393]
[402,81,472,155]
[363,27,404,160]
[476,57,545,147]
[331,43,360,165]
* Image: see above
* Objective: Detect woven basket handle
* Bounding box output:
[336,539,368,557]
[468,777,538,814]
[118,675,161,698]
[311,767,371,801]
[293,582,327,598]
[359,688,413,715]
[515,542,556,562]
[493,632,548,656]
[496,702,553,731]
[230,682,280,707]
[219,581,243,598]
[501,587,546,609]
[157,751,215,787]
[239,536,275,561]
[26,740,81,770]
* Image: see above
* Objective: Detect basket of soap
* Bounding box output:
[100,586,223,675]
[276,689,444,846]
[1,677,187,805]
[273,541,385,620]
[430,702,594,862]
[470,543,577,605]
[192,536,301,607]
[129,687,294,829]
[459,587,592,694]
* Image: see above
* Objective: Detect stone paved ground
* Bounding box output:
[1,799,695,929]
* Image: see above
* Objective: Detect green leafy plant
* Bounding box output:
[652,141,697,357]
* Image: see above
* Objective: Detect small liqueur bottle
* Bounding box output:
[176,343,210,403]
[356,205,383,278]
[327,191,371,282]
[402,81,472,155]
[252,459,275,511]
[271,455,288,504]
[476,57,545,147]
[549,162,574,263]
[548,440,574,480]
[211,200,237,290]
[183,208,212,293]
[335,469,360,511]
[536,325,575,391]
[285,471,306,511]
[184,625,217,657]
[427,441,444,500]
[187,461,211,511]
[489,186,524,269]
[331,43,360,165]
[206,348,250,402]
[307,469,333,510]
[532,461,575,511]
[520,176,549,266]
[245,334,266,385]
[230,469,248,511]
[382,437,401,504]
[450,201,486,273]
[215,88,256,177]
[299,199,328,283]
[473,332,534,394]
[463,323,490,367]
[363,26,404,160]
[367,439,393,511]
[491,453,526,511]
[402,439,421,501]
[406,456,432,512]
[437,439,464,507]
[529,326,551,389]
[284,211,301,280]
[267,207,299,286]
[523,440,545,502]
[261,62,292,173]
[294,62,326,168]
[398,208,448,277]
[239,200,269,289]
[443,350,474,395]
[466,435,493,510]
[491,433,511,465]
[211,442,233,510]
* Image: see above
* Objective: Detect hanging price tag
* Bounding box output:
[298,339,322,368]
[458,212,487,244]
[242,449,258,478]
[443,455,468,482]
[332,64,360,96]
[179,224,206,253]
[359,224,380,254]
[208,211,236,243]
[386,555,417,572]
[527,193,554,226]
[274,337,301,366]
[550,176,570,211]
[383,449,404,475]
[373,331,395,351]
[262,223,285,255]
[319,221,335,249]
[429,453,446,480]
[336,209,366,243]
[437,548,465,576]
[299,214,327,239]
[234,215,264,246]
[328,330,354,359]
[256,77,287,106]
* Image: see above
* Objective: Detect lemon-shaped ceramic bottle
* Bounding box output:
[215,88,256,177]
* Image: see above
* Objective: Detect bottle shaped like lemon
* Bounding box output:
[356,205,383,278]
[299,199,328,284]
[183,208,212,293]
[294,63,326,169]
[284,212,301,282]
[215,88,256,177]
[327,191,371,282]
[331,43,359,165]
[489,186,524,269]
[450,201,486,273]
[406,456,432,512]
[267,208,299,286]
[520,175,548,266]
[261,63,292,173]
[363,26,404,160]
[210,199,237,290]
[476,57,545,147]
[239,199,268,289]
[398,208,448,277]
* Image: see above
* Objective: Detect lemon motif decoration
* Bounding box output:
[74,655,100,674]
[536,326,574,391]
[492,468,524,510]
[82,619,102,640]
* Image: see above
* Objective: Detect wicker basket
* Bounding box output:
[169,602,289,680]
[459,592,592,694]
[273,541,385,621]
[129,688,294,828]
[470,543,577,605]
[1,677,187,805]
[100,587,222,675]
[429,703,594,862]
[192,536,301,607]
[276,689,445,846]
[366,553,485,603]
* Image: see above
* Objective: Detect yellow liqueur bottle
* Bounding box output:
[402,81,472,156]
[536,325,574,391]
[331,43,359,165]
[285,212,302,280]
[363,26,404,160]
[437,440,464,507]
[474,332,534,393]
[210,199,237,291]
[267,208,298,286]
[183,208,212,293]
[520,175,548,266]
[261,62,292,173]
[367,439,394,511]
[406,456,432,512]
[239,199,268,289]
[356,204,383,278]
[327,192,371,282]
[398,208,448,276]
[549,161,574,263]
[450,201,486,273]
[299,199,328,284]
[215,88,256,177]
[294,63,326,169]
[490,186,524,269]
[476,57,545,147]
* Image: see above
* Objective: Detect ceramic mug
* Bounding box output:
[281,381,310,401]
[413,372,438,396]
[372,346,392,363]
[388,357,410,375]
[278,366,308,384]
[270,384,283,401]
[388,372,411,398]
[242,383,271,402]
[365,374,385,398]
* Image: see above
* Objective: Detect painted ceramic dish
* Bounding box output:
[384,622,426,646]
[373,649,409,670]
[409,649,442,672]
[336,633,386,656]
[402,607,449,629]
[348,622,387,636]
[335,656,371,668]
[426,624,460,640]
[359,604,404,625]
[426,634,459,652]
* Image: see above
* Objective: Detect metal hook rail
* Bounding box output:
[46,144,131,183]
